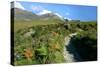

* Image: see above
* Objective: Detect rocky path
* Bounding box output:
[64,33,82,62]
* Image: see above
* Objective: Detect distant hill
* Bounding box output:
[13,8,39,22]
[12,8,66,31]
[38,12,65,21]
[11,8,65,22]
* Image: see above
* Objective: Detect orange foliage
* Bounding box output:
[49,42,60,50]
[54,42,60,50]
[23,48,33,59]
[52,31,59,36]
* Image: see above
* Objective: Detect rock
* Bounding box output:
[23,29,36,38]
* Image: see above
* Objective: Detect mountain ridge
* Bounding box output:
[12,8,66,22]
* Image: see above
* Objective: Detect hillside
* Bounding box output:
[13,21,97,65]
[13,8,39,21]
[12,8,65,22]
[12,8,65,31]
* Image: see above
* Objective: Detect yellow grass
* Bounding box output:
[14,20,60,32]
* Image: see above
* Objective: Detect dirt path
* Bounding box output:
[64,33,82,62]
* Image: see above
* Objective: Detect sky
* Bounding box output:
[15,1,97,21]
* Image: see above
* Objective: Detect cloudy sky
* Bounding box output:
[14,1,97,21]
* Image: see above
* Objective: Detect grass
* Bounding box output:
[13,20,97,65]
[14,19,63,32]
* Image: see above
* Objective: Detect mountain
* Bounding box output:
[38,13,64,21]
[37,10,65,21]
[11,8,66,22]
[13,8,39,22]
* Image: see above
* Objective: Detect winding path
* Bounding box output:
[64,33,82,62]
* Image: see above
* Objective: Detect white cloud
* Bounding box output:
[54,13,65,21]
[14,1,25,10]
[55,13,63,18]
[37,10,52,15]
